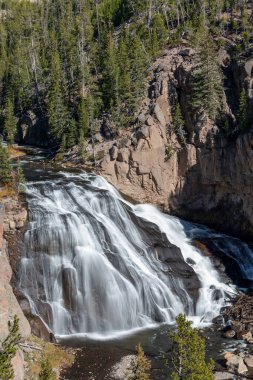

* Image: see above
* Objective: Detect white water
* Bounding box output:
[19,172,234,339]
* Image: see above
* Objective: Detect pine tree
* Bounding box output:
[77,97,89,137]
[128,344,151,380]
[66,119,77,148]
[39,357,56,380]
[0,143,12,186]
[15,160,25,193]
[173,103,186,145]
[102,33,120,112]
[78,129,87,160]
[168,314,214,380]
[190,31,223,120]
[48,51,68,143]
[4,98,16,146]
[0,315,21,380]
[238,88,248,131]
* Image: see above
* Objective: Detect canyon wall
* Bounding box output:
[92,46,253,239]
[0,201,30,379]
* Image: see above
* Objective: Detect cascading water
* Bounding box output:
[18,171,234,339]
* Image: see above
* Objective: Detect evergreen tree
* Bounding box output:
[48,51,68,143]
[0,315,21,380]
[15,160,25,192]
[4,98,16,146]
[77,97,89,137]
[238,88,248,131]
[0,143,12,186]
[190,31,223,120]
[78,129,86,160]
[168,314,214,380]
[102,33,120,112]
[128,344,151,380]
[173,103,186,145]
[39,357,56,380]
[67,119,77,148]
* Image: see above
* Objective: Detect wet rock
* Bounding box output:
[223,330,236,338]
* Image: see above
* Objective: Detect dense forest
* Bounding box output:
[0,0,252,148]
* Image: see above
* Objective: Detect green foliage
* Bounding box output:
[15,160,25,193]
[128,343,151,380]
[78,129,87,160]
[4,98,16,146]
[238,88,248,131]
[0,143,12,185]
[168,314,214,380]
[190,31,223,120]
[0,315,21,380]
[48,51,68,142]
[173,103,187,145]
[39,357,56,380]
[0,0,252,147]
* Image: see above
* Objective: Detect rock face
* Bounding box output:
[0,201,30,380]
[96,46,253,239]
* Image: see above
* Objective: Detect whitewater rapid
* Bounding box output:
[18,171,234,339]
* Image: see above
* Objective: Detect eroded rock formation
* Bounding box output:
[0,201,30,379]
[88,46,253,239]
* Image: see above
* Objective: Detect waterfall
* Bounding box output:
[18,172,233,339]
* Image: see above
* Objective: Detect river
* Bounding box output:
[14,149,253,379]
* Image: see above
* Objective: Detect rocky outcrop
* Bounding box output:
[0,200,30,380]
[91,45,253,239]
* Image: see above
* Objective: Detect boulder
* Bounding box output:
[145,116,155,126]
[136,126,150,140]
[245,356,253,369]
[117,149,130,163]
[224,352,248,374]
[245,59,253,77]
[223,329,236,338]
[237,330,252,341]
[109,145,118,161]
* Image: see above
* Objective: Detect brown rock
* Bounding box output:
[236,330,251,340]
[9,220,16,230]
[223,330,236,338]
[245,356,253,369]
[224,352,248,374]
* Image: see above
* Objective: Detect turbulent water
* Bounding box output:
[18,170,237,340]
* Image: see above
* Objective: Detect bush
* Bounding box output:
[167,314,214,380]
[39,357,56,380]
[128,343,151,380]
[0,315,21,380]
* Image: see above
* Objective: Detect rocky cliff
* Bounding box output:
[80,45,253,240]
[0,200,30,380]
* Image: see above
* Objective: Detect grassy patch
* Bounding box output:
[24,335,74,379]
[0,187,16,200]
[7,146,27,158]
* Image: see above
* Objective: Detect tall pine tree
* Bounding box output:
[4,97,16,146]
[190,31,223,120]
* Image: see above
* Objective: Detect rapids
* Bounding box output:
[18,169,235,340]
